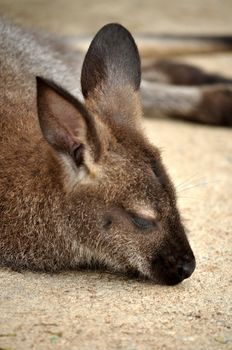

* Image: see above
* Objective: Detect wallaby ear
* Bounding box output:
[36,77,101,165]
[81,23,142,124]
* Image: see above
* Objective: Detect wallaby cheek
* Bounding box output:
[93,216,144,273]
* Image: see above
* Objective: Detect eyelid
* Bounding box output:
[130,213,156,230]
[132,208,158,222]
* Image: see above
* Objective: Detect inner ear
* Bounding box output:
[80,24,142,123]
[36,77,101,164]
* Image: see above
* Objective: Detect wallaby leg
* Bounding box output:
[142,60,232,85]
[141,80,232,126]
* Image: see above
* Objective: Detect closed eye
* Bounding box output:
[130,214,155,230]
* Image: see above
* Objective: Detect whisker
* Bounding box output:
[178,195,197,199]
[178,183,207,193]
[177,179,221,193]
[176,173,201,189]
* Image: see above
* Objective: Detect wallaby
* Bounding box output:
[1,16,231,285]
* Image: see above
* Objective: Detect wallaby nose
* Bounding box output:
[177,257,196,280]
[154,253,196,285]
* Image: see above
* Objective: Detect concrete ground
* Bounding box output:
[0,1,232,349]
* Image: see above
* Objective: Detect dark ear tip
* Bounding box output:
[99,22,129,32]
[36,77,59,95]
[36,77,49,93]
[36,76,44,84]
[95,22,137,44]
[36,76,50,88]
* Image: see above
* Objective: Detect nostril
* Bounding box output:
[178,258,196,279]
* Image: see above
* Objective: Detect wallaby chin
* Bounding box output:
[0,18,195,285]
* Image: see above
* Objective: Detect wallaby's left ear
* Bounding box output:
[36,77,102,165]
[81,23,142,124]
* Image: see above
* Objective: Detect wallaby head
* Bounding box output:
[1,22,195,285]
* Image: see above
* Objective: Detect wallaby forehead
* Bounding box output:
[102,128,168,186]
[96,166,174,222]
[108,127,177,203]
[111,125,161,162]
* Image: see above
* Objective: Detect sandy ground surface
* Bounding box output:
[0,1,232,349]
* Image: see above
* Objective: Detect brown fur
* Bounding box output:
[0,18,196,285]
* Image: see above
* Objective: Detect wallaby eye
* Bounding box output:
[130,214,155,230]
[103,217,113,229]
[151,159,162,177]
[72,144,84,167]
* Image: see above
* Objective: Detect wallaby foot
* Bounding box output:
[190,84,232,126]
[141,80,232,126]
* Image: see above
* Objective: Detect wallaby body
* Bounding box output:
[3,16,231,284]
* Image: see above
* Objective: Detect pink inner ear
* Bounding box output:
[37,77,102,162]
[46,88,86,136]
[38,83,87,154]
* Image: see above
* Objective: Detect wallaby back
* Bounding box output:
[0,17,195,285]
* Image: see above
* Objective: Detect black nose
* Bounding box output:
[154,253,196,285]
[177,258,196,280]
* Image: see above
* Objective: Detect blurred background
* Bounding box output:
[1,0,232,75]
[1,0,232,34]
